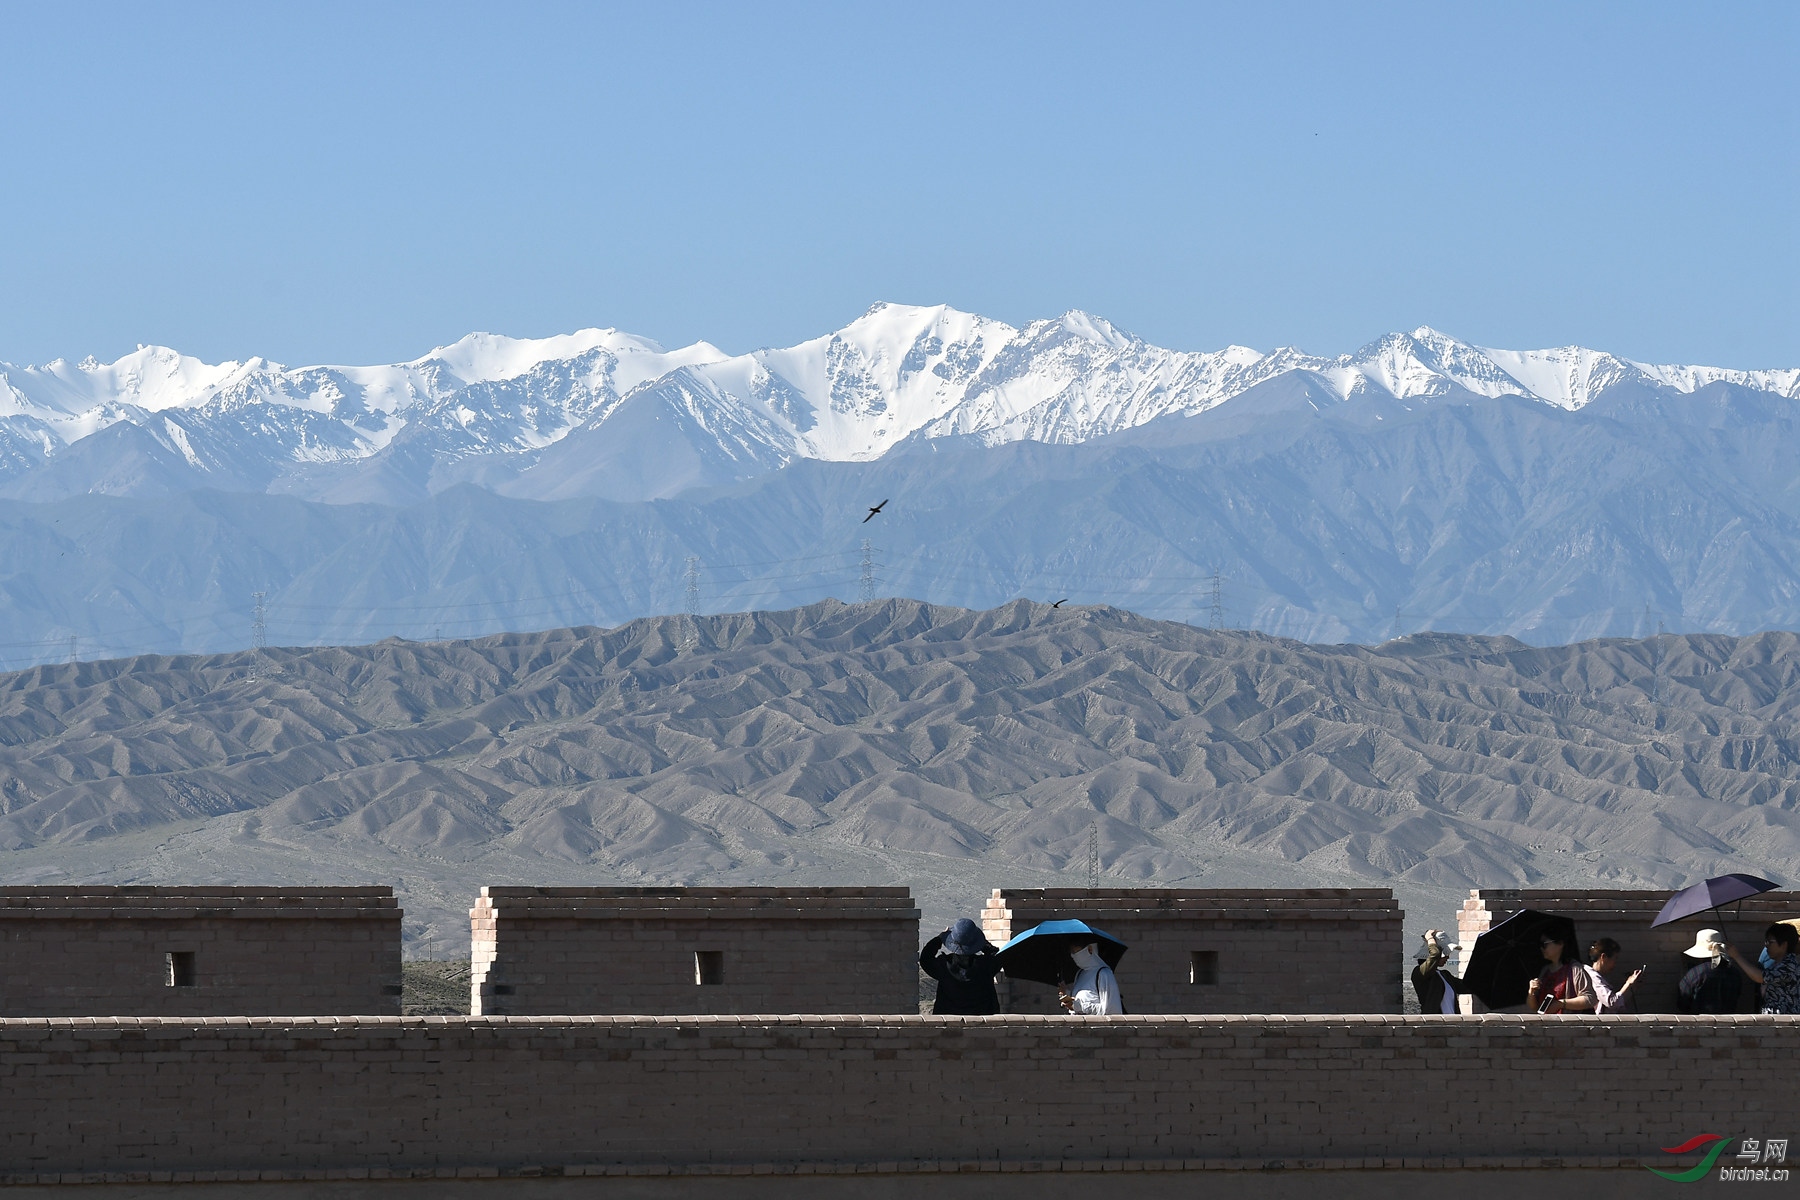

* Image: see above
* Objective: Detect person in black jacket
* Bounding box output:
[1678,928,1744,1014]
[920,918,1001,1015]
[1411,929,1466,1014]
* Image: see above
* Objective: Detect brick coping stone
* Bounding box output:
[0,1012,1795,1030]
[0,1156,1659,1185]
[0,1021,1792,1036]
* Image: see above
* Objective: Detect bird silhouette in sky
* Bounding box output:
[863,499,888,523]
[1052,599,1068,608]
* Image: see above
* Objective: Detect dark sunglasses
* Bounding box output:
[1539,938,1562,947]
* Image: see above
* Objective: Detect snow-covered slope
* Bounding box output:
[1,306,1795,502]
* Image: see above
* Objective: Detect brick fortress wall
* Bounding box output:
[1452,888,1798,1013]
[470,886,921,1015]
[0,1015,1790,1179]
[0,887,402,1017]
[979,888,1404,1014]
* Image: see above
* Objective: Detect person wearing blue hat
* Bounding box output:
[920,918,1001,1015]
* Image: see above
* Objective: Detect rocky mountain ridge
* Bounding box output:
[1,600,1794,952]
[5,305,1796,504]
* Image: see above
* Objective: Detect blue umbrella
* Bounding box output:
[1651,874,1781,927]
[994,919,1128,986]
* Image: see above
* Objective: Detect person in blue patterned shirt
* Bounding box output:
[1727,924,1800,1015]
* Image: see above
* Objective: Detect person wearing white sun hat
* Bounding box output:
[1676,927,1744,1014]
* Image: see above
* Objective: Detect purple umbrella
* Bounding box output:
[1651,873,1781,927]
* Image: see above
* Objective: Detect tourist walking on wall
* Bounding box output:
[1525,931,1595,1013]
[920,919,1001,1015]
[1677,928,1744,1014]
[1412,929,1466,1014]
[1584,938,1645,1014]
[1670,928,1742,1014]
[1724,923,1800,1015]
[1059,937,1123,1015]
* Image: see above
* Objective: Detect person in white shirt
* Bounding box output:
[1058,939,1123,1015]
[1585,938,1645,1014]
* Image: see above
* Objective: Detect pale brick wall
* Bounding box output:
[0,887,402,1017]
[979,888,1404,1014]
[1450,888,1797,1014]
[0,1014,1792,1178]
[469,886,920,1015]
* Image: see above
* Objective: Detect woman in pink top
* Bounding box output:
[1526,932,1596,1013]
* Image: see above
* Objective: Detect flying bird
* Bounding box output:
[863,499,888,523]
[1052,599,1068,608]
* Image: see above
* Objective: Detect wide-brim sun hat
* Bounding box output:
[943,917,993,956]
[1683,928,1726,958]
[1414,930,1461,960]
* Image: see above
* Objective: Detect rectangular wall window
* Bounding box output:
[1189,950,1218,986]
[166,951,197,988]
[695,950,724,985]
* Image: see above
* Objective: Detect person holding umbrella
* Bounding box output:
[994,919,1129,1015]
[1525,930,1595,1014]
[1059,935,1124,1015]
[1723,923,1800,1015]
[919,918,1001,1015]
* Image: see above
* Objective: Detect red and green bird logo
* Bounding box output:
[1647,1134,1735,1182]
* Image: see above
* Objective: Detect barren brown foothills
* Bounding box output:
[0,598,1795,958]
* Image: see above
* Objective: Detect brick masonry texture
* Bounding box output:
[470,887,920,1015]
[0,1015,1792,1177]
[980,888,1404,1014]
[1454,889,1799,1013]
[0,887,402,1017]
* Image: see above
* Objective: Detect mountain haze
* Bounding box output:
[4,307,1800,663]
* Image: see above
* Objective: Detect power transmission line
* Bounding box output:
[1086,822,1100,890]
[859,539,876,603]
[1209,570,1223,630]
[681,556,701,649]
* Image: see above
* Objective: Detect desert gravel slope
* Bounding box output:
[1,599,1796,950]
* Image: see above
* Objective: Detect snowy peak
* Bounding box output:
[1056,310,1136,350]
[413,327,727,388]
[1,309,1796,504]
[1313,327,1800,410]
[3,345,260,416]
[732,303,1017,459]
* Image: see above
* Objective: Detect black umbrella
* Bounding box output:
[1651,873,1781,927]
[1461,909,1580,1010]
[994,919,1128,986]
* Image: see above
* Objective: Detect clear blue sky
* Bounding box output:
[3,2,1794,369]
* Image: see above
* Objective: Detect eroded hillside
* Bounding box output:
[2,599,1796,949]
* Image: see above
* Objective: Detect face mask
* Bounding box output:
[1071,945,1103,971]
[1761,949,1777,970]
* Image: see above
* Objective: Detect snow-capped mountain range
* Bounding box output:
[2,303,1796,503]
